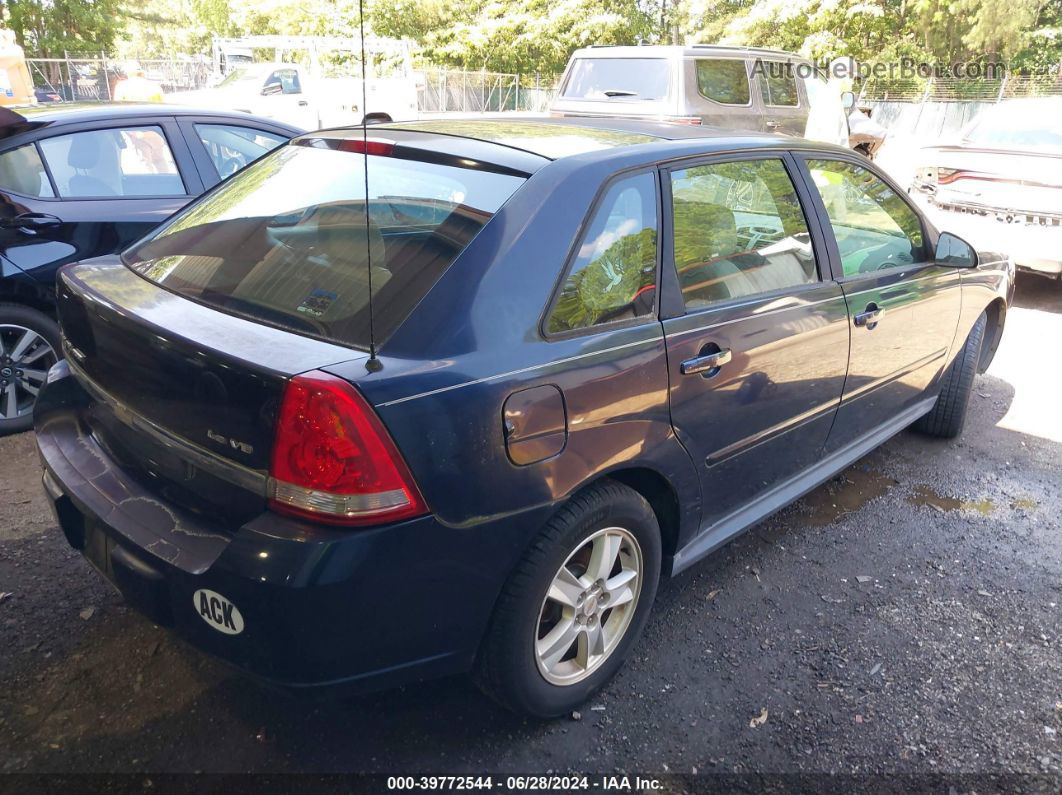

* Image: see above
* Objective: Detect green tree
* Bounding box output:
[3,0,128,57]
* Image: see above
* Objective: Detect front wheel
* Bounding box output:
[1,304,61,435]
[914,311,987,439]
[474,480,661,717]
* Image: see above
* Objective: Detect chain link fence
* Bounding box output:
[859,73,1062,103]
[26,57,212,102]
[415,70,559,113]
[858,72,1062,140]
[24,57,560,115]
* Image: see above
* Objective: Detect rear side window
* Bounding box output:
[38,126,184,198]
[757,61,799,107]
[561,58,670,101]
[695,59,750,105]
[0,144,54,197]
[547,172,658,334]
[670,159,817,308]
[194,123,288,180]
[124,141,525,348]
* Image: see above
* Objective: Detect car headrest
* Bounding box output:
[67,133,101,169]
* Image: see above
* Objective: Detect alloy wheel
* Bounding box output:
[534,526,643,686]
[0,324,57,421]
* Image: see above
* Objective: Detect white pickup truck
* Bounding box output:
[165,62,418,130]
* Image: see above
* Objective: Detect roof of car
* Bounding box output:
[569,44,811,62]
[314,117,848,174]
[0,102,302,140]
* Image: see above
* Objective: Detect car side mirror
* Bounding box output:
[261,82,283,96]
[935,232,978,268]
[840,91,856,111]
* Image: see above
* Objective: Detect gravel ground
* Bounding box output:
[0,276,1059,781]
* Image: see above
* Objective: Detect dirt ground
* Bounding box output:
[0,276,1059,782]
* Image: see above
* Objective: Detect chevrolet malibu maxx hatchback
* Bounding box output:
[36,119,1013,717]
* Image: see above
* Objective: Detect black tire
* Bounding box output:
[0,303,61,436]
[474,479,661,718]
[914,311,987,439]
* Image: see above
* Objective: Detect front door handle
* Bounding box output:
[853,303,884,330]
[680,348,732,376]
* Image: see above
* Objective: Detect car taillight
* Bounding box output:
[268,370,427,526]
[663,115,703,125]
[936,168,961,185]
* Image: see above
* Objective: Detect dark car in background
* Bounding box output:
[35,119,1012,717]
[0,103,301,432]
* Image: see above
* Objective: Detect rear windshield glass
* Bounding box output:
[965,103,1062,153]
[124,142,525,348]
[561,58,670,101]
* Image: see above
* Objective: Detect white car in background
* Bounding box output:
[165,62,418,130]
[911,97,1062,279]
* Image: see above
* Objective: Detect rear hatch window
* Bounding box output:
[123,138,526,349]
[561,58,670,102]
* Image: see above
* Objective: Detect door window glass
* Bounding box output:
[266,69,301,94]
[806,159,926,276]
[39,126,185,198]
[0,144,54,197]
[757,61,799,106]
[671,159,818,309]
[695,59,750,105]
[547,172,658,334]
[194,124,287,180]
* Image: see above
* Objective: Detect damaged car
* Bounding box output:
[36,119,1012,717]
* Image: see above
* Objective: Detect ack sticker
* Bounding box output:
[296,288,338,317]
[193,589,244,635]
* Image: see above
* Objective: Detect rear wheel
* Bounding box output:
[0,304,60,435]
[474,480,661,717]
[914,311,987,439]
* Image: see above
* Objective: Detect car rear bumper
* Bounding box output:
[35,360,550,694]
[915,192,1062,277]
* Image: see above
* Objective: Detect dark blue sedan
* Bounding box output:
[34,119,1013,716]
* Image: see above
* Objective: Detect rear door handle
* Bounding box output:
[680,348,732,376]
[5,212,62,235]
[853,304,884,329]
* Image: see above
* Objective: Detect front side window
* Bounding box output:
[561,58,670,102]
[124,139,526,348]
[38,126,184,198]
[806,159,926,277]
[756,61,799,107]
[547,172,658,334]
[695,59,750,105]
[671,159,817,309]
[195,124,288,180]
[0,144,54,197]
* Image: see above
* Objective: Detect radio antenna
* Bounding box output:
[359,0,382,372]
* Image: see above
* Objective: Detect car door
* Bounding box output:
[794,154,963,452]
[177,117,294,189]
[257,68,318,130]
[0,118,202,285]
[660,152,850,559]
[751,59,807,136]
